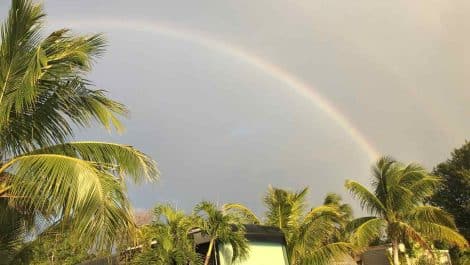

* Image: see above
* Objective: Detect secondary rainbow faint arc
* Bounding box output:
[52,18,380,161]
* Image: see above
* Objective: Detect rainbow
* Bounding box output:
[50,18,380,161]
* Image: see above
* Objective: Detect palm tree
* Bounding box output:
[194,201,248,265]
[322,193,353,242]
[323,193,353,222]
[0,0,158,258]
[131,204,201,265]
[225,186,355,265]
[345,156,469,265]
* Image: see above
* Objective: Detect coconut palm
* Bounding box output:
[323,193,352,222]
[131,204,201,265]
[322,193,353,242]
[194,201,248,265]
[345,156,469,265]
[0,0,158,258]
[225,186,355,265]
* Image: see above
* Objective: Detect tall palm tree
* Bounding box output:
[345,156,469,265]
[0,0,158,258]
[225,186,355,265]
[194,201,248,265]
[131,204,201,265]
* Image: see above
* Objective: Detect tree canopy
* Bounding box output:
[0,1,159,261]
[430,141,470,264]
[345,156,468,265]
[430,141,470,241]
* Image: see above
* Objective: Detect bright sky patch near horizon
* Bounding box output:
[1,0,468,215]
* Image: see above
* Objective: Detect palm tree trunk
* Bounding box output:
[391,239,400,265]
[204,239,215,265]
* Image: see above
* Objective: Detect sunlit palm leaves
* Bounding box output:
[0,0,158,257]
[131,205,201,265]
[194,201,249,265]
[225,187,355,265]
[345,156,468,265]
[322,193,353,242]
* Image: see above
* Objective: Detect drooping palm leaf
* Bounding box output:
[223,203,261,224]
[345,180,386,216]
[32,141,159,183]
[0,154,137,249]
[348,217,385,247]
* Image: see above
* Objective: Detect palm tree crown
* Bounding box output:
[345,156,468,265]
[0,0,158,258]
[194,201,248,265]
[131,205,201,265]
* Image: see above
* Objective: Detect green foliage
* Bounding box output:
[130,205,201,265]
[225,187,355,265]
[323,193,353,242]
[430,142,470,265]
[0,0,159,262]
[345,156,469,265]
[129,202,249,265]
[195,201,249,264]
[28,231,94,265]
[415,256,435,265]
[430,141,470,240]
[0,200,33,265]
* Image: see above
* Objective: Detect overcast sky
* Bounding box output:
[1,0,468,215]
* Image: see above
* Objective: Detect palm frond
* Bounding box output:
[345,180,386,216]
[0,0,159,257]
[0,200,32,265]
[223,203,260,224]
[0,0,44,109]
[303,205,341,222]
[302,242,356,265]
[0,0,124,155]
[407,205,456,228]
[1,22,109,121]
[263,186,307,230]
[408,176,441,201]
[32,141,158,183]
[294,217,338,248]
[413,222,469,249]
[397,163,428,186]
[349,217,385,247]
[395,221,431,251]
[194,201,249,262]
[323,192,342,205]
[1,78,127,155]
[346,216,377,233]
[1,153,134,250]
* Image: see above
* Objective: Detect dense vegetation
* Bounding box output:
[0,1,158,264]
[124,164,469,265]
[430,141,470,265]
[0,1,468,265]
[224,187,356,264]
